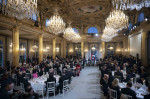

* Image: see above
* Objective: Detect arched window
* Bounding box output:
[0,0,7,5]
[138,12,144,22]
[128,22,132,30]
[46,19,50,27]
[32,13,37,21]
[73,28,79,33]
[88,27,98,33]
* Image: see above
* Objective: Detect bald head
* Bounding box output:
[104,74,109,80]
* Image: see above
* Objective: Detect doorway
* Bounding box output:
[0,40,4,67]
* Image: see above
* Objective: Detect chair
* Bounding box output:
[26,73,31,79]
[99,84,104,94]
[63,79,69,96]
[109,89,117,99]
[47,82,55,99]
[20,83,25,92]
[35,84,44,99]
[120,94,132,99]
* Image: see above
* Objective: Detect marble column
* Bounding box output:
[81,41,84,58]
[102,42,106,59]
[12,26,20,67]
[53,38,56,59]
[39,34,43,62]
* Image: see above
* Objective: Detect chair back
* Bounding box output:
[35,84,44,94]
[63,79,69,91]
[109,89,117,99]
[20,83,25,92]
[120,94,132,99]
[47,81,55,92]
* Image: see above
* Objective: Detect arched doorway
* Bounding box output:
[0,40,4,67]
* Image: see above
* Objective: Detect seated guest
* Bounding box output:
[110,78,121,99]
[108,71,115,87]
[38,67,45,76]
[65,68,74,84]
[114,67,124,82]
[144,86,150,99]
[121,81,137,99]
[75,63,81,76]
[137,75,149,87]
[102,74,109,96]
[20,73,30,89]
[57,72,67,93]
[32,69,38,78]
[46,73,56,84]
[0,80,14,99]
[123,70,134,82]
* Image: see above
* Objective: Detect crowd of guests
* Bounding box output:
[99,55,150,99]
[0,56,83,99]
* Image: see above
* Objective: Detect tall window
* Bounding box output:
[138,12,144,22]
[73,28,79,33]
[46,19,50,27]
[88,27,98,33]
[0,0,7,5]
[32,13,37,21]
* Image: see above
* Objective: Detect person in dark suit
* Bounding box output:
[0,80,13,99]
[65,68,74,84]
[46,73,56,84]
[102,74,109,96]
[123,70,133,82]
[114,67,124,82]
[38,67,45,76]
[144,86,150,99]
[137,75,149,87]
[108,71,115,87]
[57,72,68,93]
[121,81,137,99]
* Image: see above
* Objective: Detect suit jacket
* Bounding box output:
[114,71,123,81]
[108,76,115,87]
[144,94,150,99]
[46,77,56,85]
[102,79,109,96]
[121,88,137,99]
[0,89,10,99]
[110,86,121,99]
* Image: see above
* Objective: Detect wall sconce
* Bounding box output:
[20,45,26,55]
[124,48,128,52]
[116,49,121,52]
[69,49,73,53]
[46,46,50,49]
[100,49,102,52]
[43,48,48,53]
[91,46,96,51]
[75,46,78,50]
[108,46,114,50]
[56,47,60,52]
[84,49,88,52]
[10,43,12,48]
[30,49,35,53]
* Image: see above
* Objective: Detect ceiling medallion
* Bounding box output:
[0,0,37,20]
[47,7,66,35]
[78,6,102,14]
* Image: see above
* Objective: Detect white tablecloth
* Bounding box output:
[29,75,60,92]
[119,83,147,99]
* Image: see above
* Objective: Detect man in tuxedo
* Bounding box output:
[144,86,150,99]
[121,81,137,99]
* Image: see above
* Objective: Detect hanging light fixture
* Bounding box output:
[101,34,112,42]
[72,33,81,43]
[20,45,26,55]
[63,22,76,41]
[0,0,37,20]
[112,0,150,11]
[106,10,129,31]
[91,46,96,51]
[103,27,118,38]
[47,7,66,35]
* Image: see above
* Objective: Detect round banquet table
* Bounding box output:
[29,75,60,92]
[119,83,148,99]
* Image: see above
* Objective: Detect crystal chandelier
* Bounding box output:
[0,0,37,20]
[101,34,112,42]
[47,8,66,35]
[106,10,129,31]
[72,33,81,43]
[112,0,150,11]
[103,27,118,38]
[63,23,76,41]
